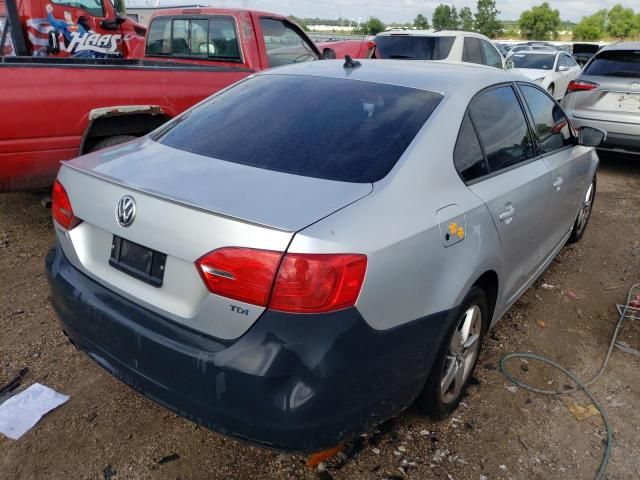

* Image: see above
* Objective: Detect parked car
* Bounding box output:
[572,43,602,67]
[506,50,581,100]
[562,42,640,156]
[47,59,603,452]
[374,30,504,68]
[0,7,373,192]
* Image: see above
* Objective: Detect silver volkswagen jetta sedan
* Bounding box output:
[47,60,602,451]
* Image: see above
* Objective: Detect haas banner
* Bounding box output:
[45,4,122,58]
[67,31,121,55]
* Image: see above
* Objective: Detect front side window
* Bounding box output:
[260,18,317,67]
[480,40,503,68]
[469,86,535,173]
[462,37,483,64]
[146,16,240,60]
[374,35,455,60]
[454,113,488,182]
[583,50,640,77]
[520,84,572,154]
[51,0,103,17]
[156,75,443,183]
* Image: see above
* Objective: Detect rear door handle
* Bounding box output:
[498,205,515,222]
[553,176,563,191]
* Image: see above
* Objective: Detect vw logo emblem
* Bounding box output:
[116,195,136,227]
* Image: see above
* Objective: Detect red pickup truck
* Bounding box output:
[1,7,374,191]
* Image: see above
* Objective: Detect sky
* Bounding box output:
[129,0,639,23]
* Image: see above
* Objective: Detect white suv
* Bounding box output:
[374,30,505,69]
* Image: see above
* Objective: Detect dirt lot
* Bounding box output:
[1,154,639,480]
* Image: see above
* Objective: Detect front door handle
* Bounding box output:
[498,204,515,223]
[553,176,564,191]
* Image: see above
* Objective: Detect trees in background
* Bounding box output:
[413,13,429,29]
[459,7,474,31]
[431,1,502,38]
[573,10,607,41]
[354,17,386,35]
[432,4,460,30]
[518,2,561,40]
[606,4,639,39]
[475,0,502,38]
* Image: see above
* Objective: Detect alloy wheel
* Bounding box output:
[440,305,482,403]
[575,181,595,235]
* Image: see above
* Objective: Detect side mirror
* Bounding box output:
[47,30,60,54]
[557,64,569,72]
[101,15,126,30]
[505,59,514,69]
[322,48,336,60]
[578,126,606,147]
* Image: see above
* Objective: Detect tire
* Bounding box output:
[90,135,137,152]
[568,175,596,244]
[415,286,488,420]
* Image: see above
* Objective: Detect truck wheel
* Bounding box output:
[90,135,137,152]
[415,286,488,420]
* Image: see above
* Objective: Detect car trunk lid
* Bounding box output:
[66,138,373,232]
[55,139,372,340]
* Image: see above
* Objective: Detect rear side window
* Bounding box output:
[583,50,640,77]
[454,113,488,182]
[146,16,240,60]
[374,35,455,60]
[462,37,483,64]
[155,75,443,183]
[260,18,317,67]
[469,86,535,173]
[480,40,503,68]
[520,85,572,154]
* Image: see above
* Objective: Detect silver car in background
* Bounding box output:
[562,42,640,156]
[47,60,603,451]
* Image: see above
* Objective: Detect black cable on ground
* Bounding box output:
[500,283,639,480]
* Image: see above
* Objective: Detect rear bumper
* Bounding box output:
[46,243,454,451]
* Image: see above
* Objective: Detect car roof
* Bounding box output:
[259,59,520,96]
[600,41,640,52]
[376,29,489,40]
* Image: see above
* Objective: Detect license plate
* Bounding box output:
[109,236,166,287]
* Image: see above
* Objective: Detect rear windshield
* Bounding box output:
[583,50,640,78]
[509,53,555,69]
[374,35,455,60]
[155,75,442,183]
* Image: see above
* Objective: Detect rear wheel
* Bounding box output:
[568,176,596,244]
[90,135,137,152]
[416,286,488,419]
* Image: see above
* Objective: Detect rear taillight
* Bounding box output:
[52,180,79,230]
[195,248,367,313]
[567,80,599,93]
[196,248,283,306]
[270,253,367,313]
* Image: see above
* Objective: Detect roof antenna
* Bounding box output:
[343,55,361,68]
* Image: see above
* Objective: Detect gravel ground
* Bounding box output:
[1,153,639,480]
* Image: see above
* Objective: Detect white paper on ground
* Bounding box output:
[0,383,69,440]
